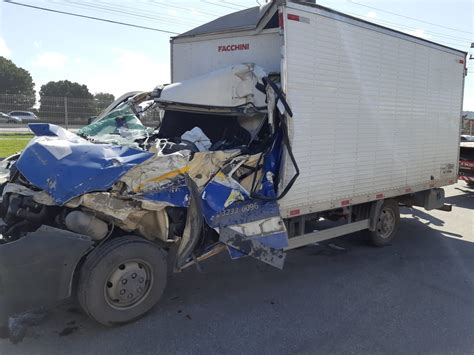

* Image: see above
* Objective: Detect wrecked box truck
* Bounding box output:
[0,0,466,335]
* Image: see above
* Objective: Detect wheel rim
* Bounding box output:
[104,260,153,310]
[377,208,396,239]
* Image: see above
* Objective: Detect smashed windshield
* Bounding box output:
[77,98,157,147]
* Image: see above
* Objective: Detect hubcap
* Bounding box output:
[105,260,153,309]
[377,208,396,239]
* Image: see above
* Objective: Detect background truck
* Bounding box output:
[0,0,466,336]
[459,141,474,187]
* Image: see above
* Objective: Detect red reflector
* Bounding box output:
[341,200,351,206]
[279,11,284,29]
[459,59,465,64]
[289,209,300,216]
[287,14,300,21]
[376,193,384,199]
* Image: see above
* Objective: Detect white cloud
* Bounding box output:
[367,11,377,19]
[32,51,68,70]
[86,49,169,97]
[33,40,42,49]
[167,9,178,16]
[407,29,431,40]
[0,37,12,58]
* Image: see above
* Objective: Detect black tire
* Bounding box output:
[77,236,167,326]
[369,199,400,247]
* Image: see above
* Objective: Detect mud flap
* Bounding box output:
[0,226,93,333]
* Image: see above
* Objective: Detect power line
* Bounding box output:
[3,0,179,34]
[202,0,243,11]
[347,0,474,36]
[222,1,249,9]
[347,11,472,45]
[351,17,469,49]
[63,0,200,28]
[148,2,224,18]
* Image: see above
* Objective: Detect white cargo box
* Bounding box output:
[171,0,466,218]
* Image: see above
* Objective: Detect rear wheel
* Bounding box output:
[368,199,400,247]
[77,236,167,326]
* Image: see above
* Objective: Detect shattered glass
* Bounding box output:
[77,101,154,147]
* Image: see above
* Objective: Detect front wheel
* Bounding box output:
[77,236,167,326]
[368,199,400,247]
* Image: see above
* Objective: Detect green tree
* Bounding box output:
[94,92,115,112]
[0,56,35,111]
[39,80,94,99]
[39,80,96,122]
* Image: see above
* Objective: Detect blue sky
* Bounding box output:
[0,0,472,109]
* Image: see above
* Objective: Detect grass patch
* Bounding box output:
[0,135,32,157]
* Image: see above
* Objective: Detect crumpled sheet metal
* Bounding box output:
[205,196,288,268]
[119,151,191,193]
[10,124,288,267]
[78,192,169,241]
[155,63,267,110]
[16,124,153,205]
[118,148,289,268]
[119,149,240,194]
[2,182,170,241]
[201,170,289,268]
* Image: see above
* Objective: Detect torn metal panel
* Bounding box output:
[201,172,249,223]
[78,192,170,241]
[16,125,153,205]
[0,65,298,277]
[227,216,286,239]
[205,198,280,228]
[0,226,93,328]
[140,181,190,207]
[219,227,286,269]
[186,151,241,189]
[135,210,169,242]
[175,176,203,269]
[119,151,192,193]
[201,173,289,268]
[154,64,268,111]
[119,150,239,193]
[3,182,82,208]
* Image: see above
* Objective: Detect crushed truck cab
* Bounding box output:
[0,64,297,333]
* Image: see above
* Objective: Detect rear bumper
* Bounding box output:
[0,226,92,332]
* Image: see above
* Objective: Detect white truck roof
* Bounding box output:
[172,0,466,57]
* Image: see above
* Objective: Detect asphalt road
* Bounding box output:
[0,182,473,354]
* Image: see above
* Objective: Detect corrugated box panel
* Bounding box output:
[279,5,464,215]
